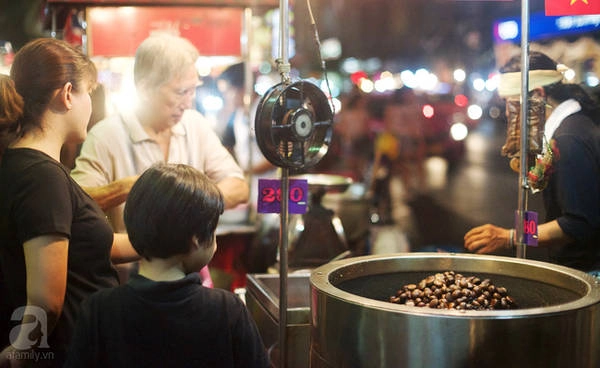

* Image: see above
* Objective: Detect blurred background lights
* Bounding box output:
[467,104,483,120]
[195,57,212,77]
[359,78,374,93]
[450,122,469,141]
[415,68,439,90]
[563,67,576,82]
[489,106,502,120]
[453,68,466,83]
[255,74,276,96]
[454,94,468,107]
[320,38,342,60]
[472,77,486,92]
[341,57,361,74]
[374,71,396,92]
[485,74,499,91]
[586,73,599,87]
[331,97,342,114]
[422,104,435,119]
[364,58,383,73]
[415,68,429,80]
[350,70,368,85]
[201,94,223,113]
[258,61,272,75]
[497,20,519,41]
[423,73,438,91]
[374,79,387,93]
[400,70,417,89]
[380,71,393,79]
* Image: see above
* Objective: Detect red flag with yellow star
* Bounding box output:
[546,0,600,15]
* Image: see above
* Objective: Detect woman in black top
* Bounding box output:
[0,38,138,367]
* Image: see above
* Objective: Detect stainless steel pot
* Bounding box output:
[310,253,600,368]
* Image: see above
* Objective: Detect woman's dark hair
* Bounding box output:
[0,37,97,156]
[124,163,224,260]
[501,51,600,123]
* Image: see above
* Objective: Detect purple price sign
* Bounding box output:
[515,210,538,247]
[257,179,308,214]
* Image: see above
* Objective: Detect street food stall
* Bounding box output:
[43,1,600,367]
[246,1,600,368]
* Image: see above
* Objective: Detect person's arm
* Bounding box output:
[22,235,67,333]
[191,114,249,209]
[110,233,140,264]
[0,235,68,367]
[464,220,574,255]
[216,176,249,209]
[71,120,138,211]
[250,159,276,176]
[81,176,138,211]
[537,220,573,247]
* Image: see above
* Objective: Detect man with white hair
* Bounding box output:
[71,34,249,284]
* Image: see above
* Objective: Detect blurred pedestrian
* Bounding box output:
[464,51,600,273]
[215,62,279,273]
[0,37,137,368]
[381,88,427,196]
[370,88,426,223]
[216,62,276,195]
[331,88,374,181]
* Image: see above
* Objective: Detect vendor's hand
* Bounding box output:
[464,224,511,254]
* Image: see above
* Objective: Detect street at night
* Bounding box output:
[404,116,546,252]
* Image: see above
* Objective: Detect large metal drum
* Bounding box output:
[310,253,600,368]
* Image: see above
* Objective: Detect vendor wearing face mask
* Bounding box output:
[464,51,600,275]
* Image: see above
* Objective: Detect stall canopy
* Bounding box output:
[47,0,278,7]
[47,0,278,56]
[86,7,244,56]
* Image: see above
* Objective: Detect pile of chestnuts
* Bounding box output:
[389,271,518,310]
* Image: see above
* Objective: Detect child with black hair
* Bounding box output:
[65,163,270,368]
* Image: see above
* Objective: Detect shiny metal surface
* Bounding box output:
[287,174,353,268]
[310,253,600,368]
[290,174,354,193]
[245,273,311,368]
[254,81,333,169]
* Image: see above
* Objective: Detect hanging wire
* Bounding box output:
[276,0,292,85]
[306,0,336,115]
[516,0,531,259]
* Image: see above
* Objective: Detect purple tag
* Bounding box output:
[257,179,308,214]
[515,210,538,247]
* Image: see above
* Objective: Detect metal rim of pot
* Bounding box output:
[310,252,600,318]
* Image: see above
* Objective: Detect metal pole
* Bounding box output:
[516,0,530,259]
[277,0,291,366]
[81,9,88,55]
[51,7,57,38]
[242,7,254,221]
[278,167,289,368]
